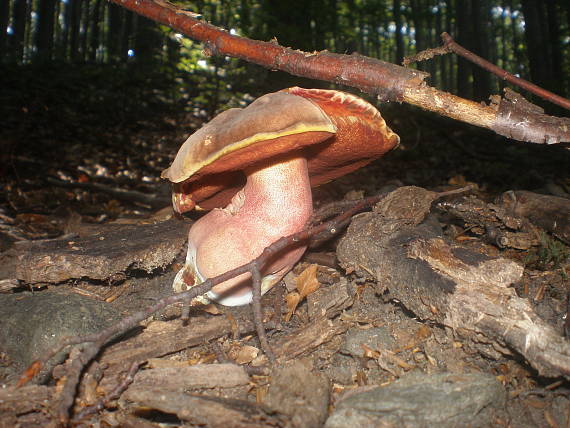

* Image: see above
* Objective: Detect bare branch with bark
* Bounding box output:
[109,0,570,145]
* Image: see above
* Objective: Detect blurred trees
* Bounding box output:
[0,0,568,115]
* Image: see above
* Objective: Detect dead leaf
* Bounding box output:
[296,264,320,297]
[16,360,41,387]
[200,303,221,315]
[284,292,301,322]
[283,264,321,321]
[229,345,259,365]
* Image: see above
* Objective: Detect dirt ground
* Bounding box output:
[1,97,569,427]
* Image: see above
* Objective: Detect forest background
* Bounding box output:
[1,0,569,126]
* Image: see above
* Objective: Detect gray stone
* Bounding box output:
[340,326,395,358]
[325,371,506,428]
[265,360,330,428]
[0,290,121,373]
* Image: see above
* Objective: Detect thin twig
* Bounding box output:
[72,360,144,422]
[440,32,570,111]
[250,261,275,361]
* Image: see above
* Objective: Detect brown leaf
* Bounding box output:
[16,360,41,387]
[296,264,321,298]
[284,291,301,322]
[283,265,322,321]
[230,345,259,365]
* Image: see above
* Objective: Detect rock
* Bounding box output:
[265,360,330,428]
[325,371,506,428]
[339,326,395,358]
[0,290,121,377]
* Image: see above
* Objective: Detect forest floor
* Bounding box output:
[1,83,570,427]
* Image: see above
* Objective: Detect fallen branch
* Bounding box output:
[440,32,570,112]
[108,0,570,145]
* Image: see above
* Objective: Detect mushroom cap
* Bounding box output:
[162,87,399,212]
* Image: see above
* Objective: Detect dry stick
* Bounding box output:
[73,360,143,422]
[250,261,274,361]
[440,32,570,112]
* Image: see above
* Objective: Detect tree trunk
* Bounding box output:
[69,0,82,62]
[34,0,57,62]
[121,10,133,62]
[393,0,404,64]
[9,0,29,62]
[456,0,472,98]
[107,3,123,62]
[545,0,564,96]
[134,14,162,65]
[409,0,427,72]
[0,0,10,57]
[80,0,91,61]
[444,0,454,92]
[89,0,103,62]
[471,0,492,101]
[520,0,552,91]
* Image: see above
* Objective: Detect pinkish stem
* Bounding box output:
[173,156,313,306]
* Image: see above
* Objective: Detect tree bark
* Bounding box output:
[34,0,57,62]
[0,0,10,57]
[9,0,28,62]
[521,0,552,92]
[472,0,492,101]
[456,0,473,98]
[393,0,405,65]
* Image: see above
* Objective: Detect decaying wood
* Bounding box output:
[96,316,257,392]
[273,317,348,361]
[126,363,250,392]
[438,194,538,250]
[0,385,54,428]
[107,0,570,145]
[337,186,570,378]
[306,276,353,320]
[15,218,188,283]
[496,190,570,245]
[120,388,288,428]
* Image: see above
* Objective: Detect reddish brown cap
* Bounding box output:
[162,87,399,212]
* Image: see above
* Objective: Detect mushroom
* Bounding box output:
[162,87,399,306]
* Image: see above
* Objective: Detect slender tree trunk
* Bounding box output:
[471,0,492,101]
[426,1,437,86]
[107,3,122,62]
[520,0,552,90]
[134,14,162,65]
[121,10,133,62]
[0,0,10,57]
[409,0,426,71]
[35,0,57,62]
[69,0,82,62]
[545,0,564,96]
[9,0,28,62]
[393,0,404,64]
[80,0,91,61]
[456,0,472,98]
[444,0,454,91]
[89,0,103,62]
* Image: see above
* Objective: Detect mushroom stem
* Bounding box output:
[173,156,314,306]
